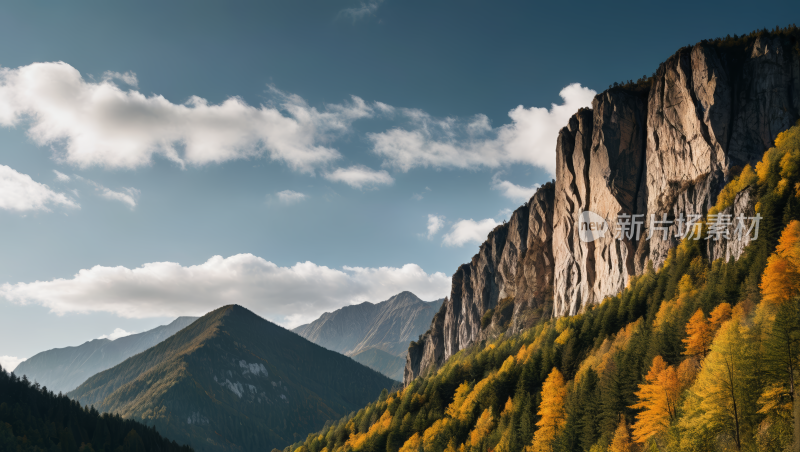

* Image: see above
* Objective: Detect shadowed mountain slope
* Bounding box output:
[68,305,395,452]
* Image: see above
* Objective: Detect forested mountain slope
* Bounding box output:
[15,317,197,394]
[0,364,193,452]
[68,305,395,452]
[283,71,800,452]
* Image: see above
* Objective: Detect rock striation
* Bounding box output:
[405,33,800,385]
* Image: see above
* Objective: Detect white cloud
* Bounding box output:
[75,176,138,209]
[276,190,307,204]
[374,101,395,115]
[0,62,373,173]
[491,174,540,202]
[369,83,596,175]
[338,0,382,22]
[0,254,450,328]
[0,164,79,212]
[427,214,445,239]
[53,170,71,182]
[0,355,24,372]
[98,327,134,340]
[442,218,499,247]
[101,70,138,88]
[324,165,394,189]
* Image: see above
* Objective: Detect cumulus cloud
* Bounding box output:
[338,0,382,22]
[324,165,394,189]
[0,355,24,372]
[0,165,79,212]
[491,174,540,202]
[0,62,374,173]
[53,170,71,182]
[0,254,450,328]
[427,214,445,239]
[369,83,595,175]
[442,218,499,247]
[275,190,307,204]
[98,327,134,340]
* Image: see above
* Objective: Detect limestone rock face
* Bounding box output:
[405,34,800,386]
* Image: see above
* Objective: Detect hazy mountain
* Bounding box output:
[15,316,197,394]
[68,305,395,452]
[292,291,443,379]
[349,348,405,382]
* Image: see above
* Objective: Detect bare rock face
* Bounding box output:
[707,187,756,263]
[553,90,648,317]
[405,34,800,386]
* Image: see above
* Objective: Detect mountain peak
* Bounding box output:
[69,305,394,452]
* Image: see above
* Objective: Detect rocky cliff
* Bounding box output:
[405,31,800,385]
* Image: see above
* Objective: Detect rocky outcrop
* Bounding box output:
[405,32,800,385]
[707,187,757,263]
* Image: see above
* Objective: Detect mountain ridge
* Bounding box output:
[293,291,443,379]
[14,316,198,394]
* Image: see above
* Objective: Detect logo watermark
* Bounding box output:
[577,211,761,243]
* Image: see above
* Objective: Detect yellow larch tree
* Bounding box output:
[609,417,634,452]
[398,433,422,452]
[528,368,567,452]
[680,316,757,451]
[630,356,680,444]
[761,220,800,305]
[466,409,494,451]
[709,303,732,332]
[683,309,714,359]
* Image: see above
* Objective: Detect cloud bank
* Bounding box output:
[0,62,373,173]
[0,164,78,212]
[0,254,450,328]
[368,83,596,175]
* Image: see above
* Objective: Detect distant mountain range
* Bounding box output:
[68,305,395,452]
[293,291,443,380]
[15,316,197,394]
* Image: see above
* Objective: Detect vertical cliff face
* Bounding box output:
[404,185,555,383]
[405,33,800,385]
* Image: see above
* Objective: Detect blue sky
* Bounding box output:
[0,0,797,370]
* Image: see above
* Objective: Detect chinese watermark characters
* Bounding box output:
[578,211,761,243]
